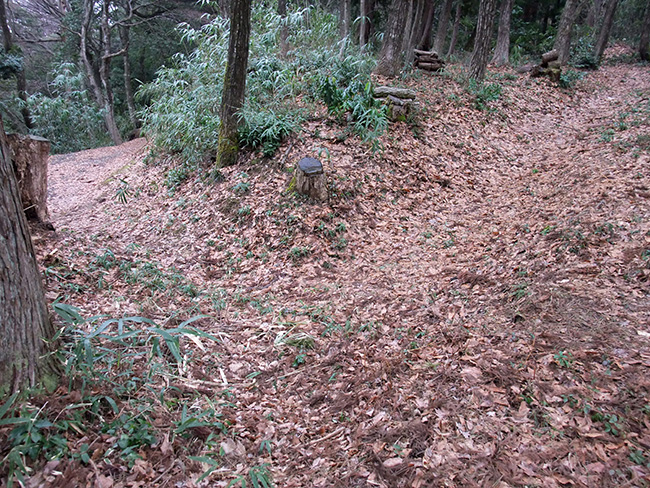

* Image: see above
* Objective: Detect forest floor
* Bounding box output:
[6,46,650,487]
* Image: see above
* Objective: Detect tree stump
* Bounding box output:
[7,133,52,226]
[295,157,327,202]
[530,50,563,83]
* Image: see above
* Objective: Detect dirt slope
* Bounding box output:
[24,52,650,487]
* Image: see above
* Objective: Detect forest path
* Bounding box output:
[36,58,650,486]
[47,137,147,229]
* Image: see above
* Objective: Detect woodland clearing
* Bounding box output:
[7,48,650,487]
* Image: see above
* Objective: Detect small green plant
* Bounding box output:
[288,246,311,262]
[558,68,585,89]
[599,128,615,142]
[233,181,251,194]
[467,79,502,111]
[553,350,574,369]
[228,463,274,487]
[115,178,132,204]
[510,282,530,300]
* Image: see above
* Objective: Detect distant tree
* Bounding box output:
[216,0,251,167]
[416,0,436,51]
[434,0,455,54]
[490,0,515,66]
[278,0,288,57]
[447,0,463,56]
[593,0,620,61]
[0,115,59,396]
[468,0,498,81]
[640,1,650,61]
[375,0,410,76]
[553,0,589,65]
[0,0,32,130]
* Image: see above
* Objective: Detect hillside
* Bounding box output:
[15,51,650,487]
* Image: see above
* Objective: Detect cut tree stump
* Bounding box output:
[7,133,52,226]
[295,157,327,202]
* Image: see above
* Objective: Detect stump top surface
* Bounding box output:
[298,157,323,175]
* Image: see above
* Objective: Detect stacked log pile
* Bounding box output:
[414,49,445,72]
[529,50,562,82]
[373,86,417,121]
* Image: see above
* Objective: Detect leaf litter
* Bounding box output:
[8,49,650,487]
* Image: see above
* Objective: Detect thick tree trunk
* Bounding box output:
[0,0,32,130]
[216,0,251,167]
[0,116,59,396]
[553,0,588,65]
[6,133,52,225]
[417,0,436,50]
[468,0,498,81]
[375,0,410,76]
[640,1,650,61]
[338,0,351,57]
[490,0,515,66]
[593,0,619,61]
[434,0,455,54]
[400,0,418,62]
[447,0,463,56]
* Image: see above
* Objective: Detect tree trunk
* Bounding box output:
[99,0,122,145]
[468,0,498,81]
[447,0,463,56]
[0,0,32,130]
[0,116,59,396]
[375,0,410,76]
[360,0,368,50]
[80,0,122,146]
[338,0,351,57]
[278,0,288,57]
[400,0,416,61]
[593,0,619,61]
[417,0,436,51]
[553,0,588,65]
[434,0,454,54]
[490,0,515,66]
[6,133,52,225]
[119,24,140,131]
[586,0,603,27]
[640,1,650,61]
[216,0,251,167]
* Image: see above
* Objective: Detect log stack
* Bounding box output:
[373,86,417,121]
[529,50,562,82]
[413,49,445,72]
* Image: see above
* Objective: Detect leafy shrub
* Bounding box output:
[559,68,585,89]
[28,63,111,153]
[467,79,502,111]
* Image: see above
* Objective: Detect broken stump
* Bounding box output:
[295,157,327,202]
[7,133,52,226]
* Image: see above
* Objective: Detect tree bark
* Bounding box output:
[278,0,288,57]
[80,0,122,146]
[553,0,589,65]
[216,0,251,167]
[375,0,410,76]
[468,0,498,81]
[417,0,436,50]
[360,0,368,50]
[0,116,59,396]
[434,0,454,54]
[6,133,52,225]
[640,1,650,61]
[119,24,140,131]
[447,0,463,56]
[490,0,515,66]
[593,0,619,61]
[0,0,33,130]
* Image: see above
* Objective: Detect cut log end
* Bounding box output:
[295,157,327,202]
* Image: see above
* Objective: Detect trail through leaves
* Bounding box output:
[16,52,650,487]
